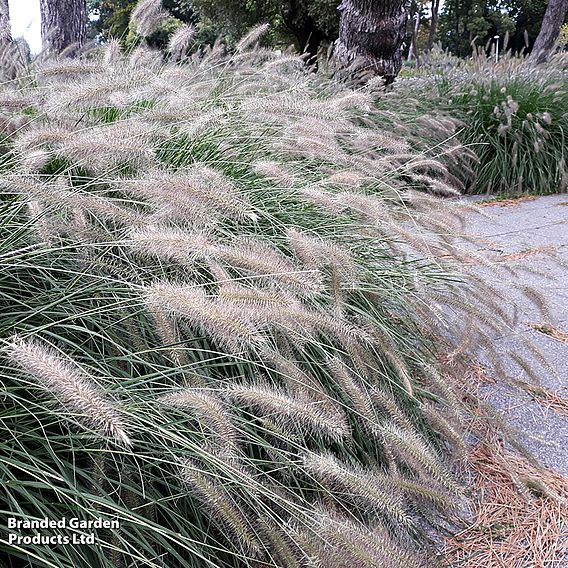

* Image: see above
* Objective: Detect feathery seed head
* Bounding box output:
[326,171,366,187]
[124,167,254,225]
[303,452,408,523]
[226,384,350,443]
[26,200,59,242]
[326,357,374,421]
[218,237,322,294]
[37,60,103,82]
[14,127,71,153]
[177,109,226,139]
[103,39,122,66]
[1,175,66,203]
[168,24,197,59]
[159,388,238,450]
[327,91,373,112]
[309,511,424,568]
[351,131,410,155]
[142,283,264,352]
[254,161,296,188]
[287,228,356,280]
[218,283,302,315]
[5,337,131,446]
[147,305,187,366]
[411,174,461,197]
[59,120,157,172]
[19,149,51,173]
[0,92,32,111]
[235,23,270,53]
[381,423,454,488]
[297,186,343,214]
[260,347,340,407]
[338,192,393,224]
[130,0,169,37]
[127,226,217,263]
[179,459,261,552]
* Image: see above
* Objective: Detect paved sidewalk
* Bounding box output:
[463,194,568,476]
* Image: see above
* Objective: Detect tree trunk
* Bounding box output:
[530,0,568,63]
[408,7,421,65]
[334,0,409,84]
[0,0,11,44]
[0,0,20,80]
[39,0,87,55]
[426,0,440,50]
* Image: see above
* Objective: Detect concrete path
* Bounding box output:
[463,194,568,476]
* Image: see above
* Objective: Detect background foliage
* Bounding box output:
[86,0,567,58]
[391,48,568,194]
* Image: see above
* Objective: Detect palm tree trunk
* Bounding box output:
[334,0,409,84]
[530,0,568,63]
[39,0,87,55]
[0,0,12,44]
[0,0,20,80]
[426,0,440,50]
[408,8,421,65]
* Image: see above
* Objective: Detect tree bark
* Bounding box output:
[334,0,409,84]
[530,0,568,63]
[426,0,440,50]
[0,0,12,44]
[39,0,87,55]
[408,6,421,65]
[0,0,20,80]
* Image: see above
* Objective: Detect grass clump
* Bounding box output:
[391,51,568,195]
[0,33,513,568]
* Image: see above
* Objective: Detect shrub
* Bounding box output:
[0,36,506,567]
[443,58,568,195]
[393,51,568,195]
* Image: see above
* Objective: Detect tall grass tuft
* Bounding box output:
[391,49,568,195]
[0,26,518,568]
